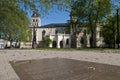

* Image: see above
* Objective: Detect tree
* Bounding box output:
[0,0,74,42]
[0,0,31,42]
[102,22,115,47]
[102,15,120,48]
[69,0,111,47]
[43,38,52,47]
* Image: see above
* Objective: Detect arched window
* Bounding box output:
[100,30,102,37]
[42,30,46,40]
[36,19,38,22]
[80,37,84,44]
[55,30,58,34]
[33,19,35,22]
[66,39,69,45]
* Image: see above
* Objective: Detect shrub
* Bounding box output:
[43,38,52,47]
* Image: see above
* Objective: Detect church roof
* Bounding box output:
[41,23,68,28]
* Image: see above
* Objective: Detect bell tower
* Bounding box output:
[31,10,41,27]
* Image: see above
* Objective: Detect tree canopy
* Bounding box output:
[1,0,120,48]
[0,0,31,41]
[102,14,120,48]
[0,0,73,41]
[69,0,111,47]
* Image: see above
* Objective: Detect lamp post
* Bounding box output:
[116,9,119,48]
[32,26,36,48]
[112,21,116,48]
[113,1,120,48]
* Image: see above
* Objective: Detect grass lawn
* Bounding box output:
[34,47,120,51]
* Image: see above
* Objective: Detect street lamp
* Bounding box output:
[116,9,119,48]
[113,1,120,48]
[32,26,37,48]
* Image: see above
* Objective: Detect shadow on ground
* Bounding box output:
[10,58,120,80]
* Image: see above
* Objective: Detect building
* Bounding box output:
[31,11,71,48]
[31,11,104,48]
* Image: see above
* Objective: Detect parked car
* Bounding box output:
[0,39,6,49]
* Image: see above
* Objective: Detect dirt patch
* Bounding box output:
[11,58,120,80]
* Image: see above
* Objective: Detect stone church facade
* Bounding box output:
[31,11,104,48]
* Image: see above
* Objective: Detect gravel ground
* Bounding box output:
[0,49,120,80]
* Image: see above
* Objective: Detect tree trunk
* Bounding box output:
[89,17,96,48]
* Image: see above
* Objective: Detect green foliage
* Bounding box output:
[43,38,52,47]
[0,0,73,41]
[71,0,111,23]
[0,0,31,41]
[102,24,114,44]
[102,15,120,45]
[19,0,74,14]
[70,0,111,47]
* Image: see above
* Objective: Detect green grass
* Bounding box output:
[5,47,120,51]
[35,47,120,51]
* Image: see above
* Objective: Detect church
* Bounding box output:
[30,11,104,48]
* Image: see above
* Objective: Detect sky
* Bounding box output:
[41,10,70,26]
[39,0,118,26]
[26,0,120,26]
[28,9,70,26]
[39,0,119,26]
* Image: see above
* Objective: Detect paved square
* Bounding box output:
[0,50,120,80]
[11,58,120,80]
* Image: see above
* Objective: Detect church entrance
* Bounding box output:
[60,41,63,48]
[80,36,87,47]
[52,41,57,48]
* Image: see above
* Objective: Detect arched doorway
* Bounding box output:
[42,30,46,40]
[80,36,87,47]
[80,37,84,47]
[52,41,57,48]
[90,37,92,47]
[60,41,63,48]
[66,39,69,45]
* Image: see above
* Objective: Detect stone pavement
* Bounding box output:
[11,58,120,80]
[0,50,120,80]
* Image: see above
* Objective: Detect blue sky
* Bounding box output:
[41,10,70,26]
[28,9,70,26]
